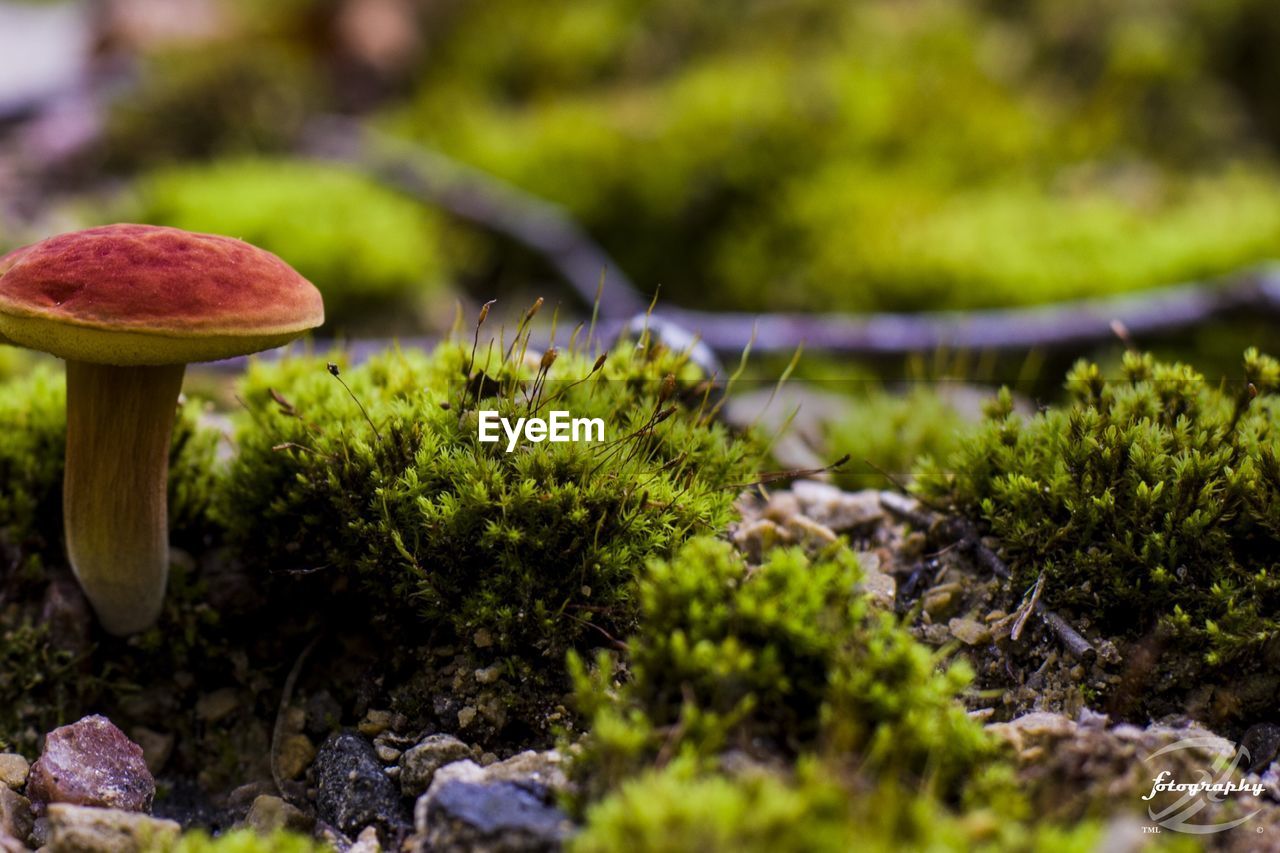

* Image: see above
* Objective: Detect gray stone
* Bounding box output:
[0,787,33,844]
[315,731,407,843]
[45,804,180,853]
[855,552,896,609]
[400,735,472,797]
[27,716,154,815]
[416,779,571,852]
[409,754,573,852]
[791,481,883,532]
[476,751,569,794]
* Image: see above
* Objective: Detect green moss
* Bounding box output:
[0,620,94,753]
[390,0,1280,314]
[573,761,861,853]
[573,751,1178,852]
[729,167,1280,313]
[0,365,223,560]
[0,365,67,559]
[824,386,974,491]
[126,158,454,325]
[159,829,327,853]
[0,364,229,752]
[917,349,1280,716]
[570,538,992,801]
[100,45,316,173]
[219,329,757,721]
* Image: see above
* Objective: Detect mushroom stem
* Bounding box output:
[63,360,185,635]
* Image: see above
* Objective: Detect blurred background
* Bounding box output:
[4,0,1280,481]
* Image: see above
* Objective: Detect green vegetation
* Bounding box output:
[0,365,66,563]
[0,365,226,753]
[100,45,317,172]
[160,829,327,853]
[567,537,1191,851]
[918,349,1280,717]
[126,158,453,326]
[572,759,1178,853]
[219,327,756,696]
[570,538,992,800]
[0,365,221,563]
[573,762,863,853]
[0,621,90,753]
[387,0,1280,313]
[824,386,974,490]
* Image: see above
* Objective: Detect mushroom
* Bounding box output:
[0,224,323,634]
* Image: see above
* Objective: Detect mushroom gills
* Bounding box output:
[63,360,185,635]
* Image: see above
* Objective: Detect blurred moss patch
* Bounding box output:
[388,0,1280,313]
[127,158,454,327]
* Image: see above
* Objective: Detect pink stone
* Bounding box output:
[26,716,154,815]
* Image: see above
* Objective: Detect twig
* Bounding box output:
[880,493,1097,660]
[271,634,323,802]
[300,115,1280,357]
[1038,607,1096,662]
[1010,573,1044,642]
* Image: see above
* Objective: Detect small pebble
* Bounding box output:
[45,804,180,853]
[0,755,29,791]
[276,734,317,781]
[242,795,314,835]
[948,617,991,646]
[129,728,173,776]
[400,735,471,797]
[27,716,154,815]
[0,787,33,844]
[358,710,394,737]
[195,689,241,724]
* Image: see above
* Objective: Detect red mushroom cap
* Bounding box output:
[0,224,324,365]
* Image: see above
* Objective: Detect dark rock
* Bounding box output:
[315,731,407,844]
[305,691,344,738]
[417,779,571,852]
[1241,722,1280,773]
[154,777,235,831]
[200,547,266,614]
[27,716,154,815]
